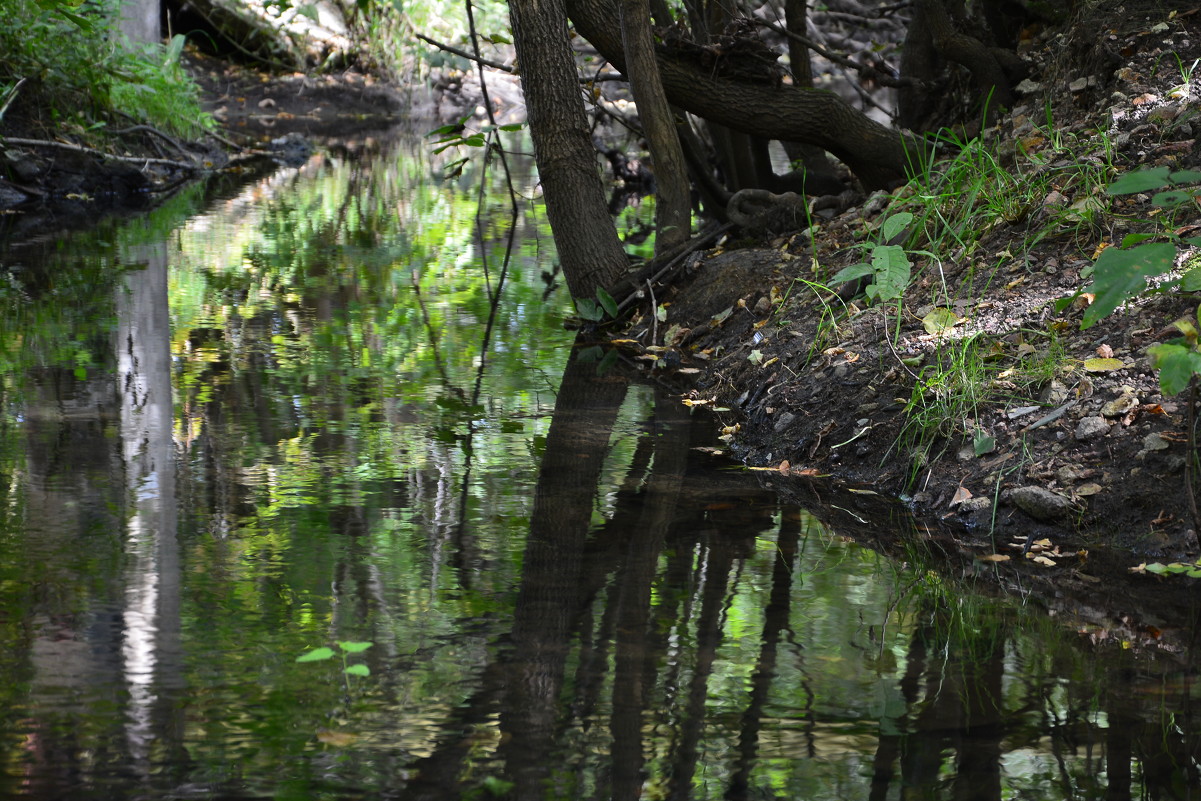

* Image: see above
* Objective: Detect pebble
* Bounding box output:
[1075,416,1111,440]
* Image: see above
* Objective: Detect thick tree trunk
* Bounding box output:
[567,0,922,189]
[509,0,629,300]
[620,0,691,254]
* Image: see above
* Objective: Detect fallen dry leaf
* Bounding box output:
[778,459,791,474]
[949,485,973,507]
[979,553,1011,562]
[1096,343,1114,358]
[1030,555,1058,567]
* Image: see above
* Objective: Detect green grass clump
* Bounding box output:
[0,0,213,140]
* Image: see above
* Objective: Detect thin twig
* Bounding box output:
[760,19,917,90]
[0,77,26,122]
[417,32,627,83]
[1187,378,1201,533]
[109,124,191,159]
[647,278,658,345]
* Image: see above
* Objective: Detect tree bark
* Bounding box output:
[619,0,691,254]
[567,0,921,189]
[509,0,629,300]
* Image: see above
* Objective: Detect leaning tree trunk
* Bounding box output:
[508,0,629,301]
[567,0,922,189]
[620,0,691,254]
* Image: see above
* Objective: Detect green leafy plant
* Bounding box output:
[574,286,619,322]
[1060,166,1201,372]
[829,211,915,303]
[297,641,374,691]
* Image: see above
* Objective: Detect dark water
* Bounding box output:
[0,136,1199,801]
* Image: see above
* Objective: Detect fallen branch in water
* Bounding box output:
[0,136,201,171]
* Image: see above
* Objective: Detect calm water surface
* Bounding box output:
[0,135,1198,800]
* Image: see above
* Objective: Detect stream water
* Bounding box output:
[0,134,1199,801]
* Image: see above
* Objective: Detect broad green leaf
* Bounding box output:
[879,211,913,243]
[828,262,873,284]
[1181,267,1201,292]
[1119,232,1156,248]
[344,664,371,677]
[297,647,335,662]
[1144,562,1170,574]
[499,123,524,131]
[338,641,373,653]
[973,433,996,456]
[1082,242,1177,328]
[869,244,911,302]
[1170,168,1201,185]
[1107,167,1172,195]
[655,304,668,322]
[575,298,603,321]
[1151,190,1195,208]
[1148,343,1201,395]
[596,287,619,318]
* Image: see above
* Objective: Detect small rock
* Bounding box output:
[1142,432,1170,451]
[773,411,796,433]
[1016,78,1043,94]
[1009,485,1075,522]
[753,296,771,315]
[959,497,992,514]
[1075,416,1111,440]
[1150,21,1170,33]
[1101,391,1138,417]
[1041,380,1069,405]
[1069,77,1089,92]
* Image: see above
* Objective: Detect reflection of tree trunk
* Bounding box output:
[668,536,736,800]
[726,510,801,799]
[114,244,185,775]
[611,390,691,800]
[870,618,933,801]
[950,634,1004,801]
[499,339,629,798]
